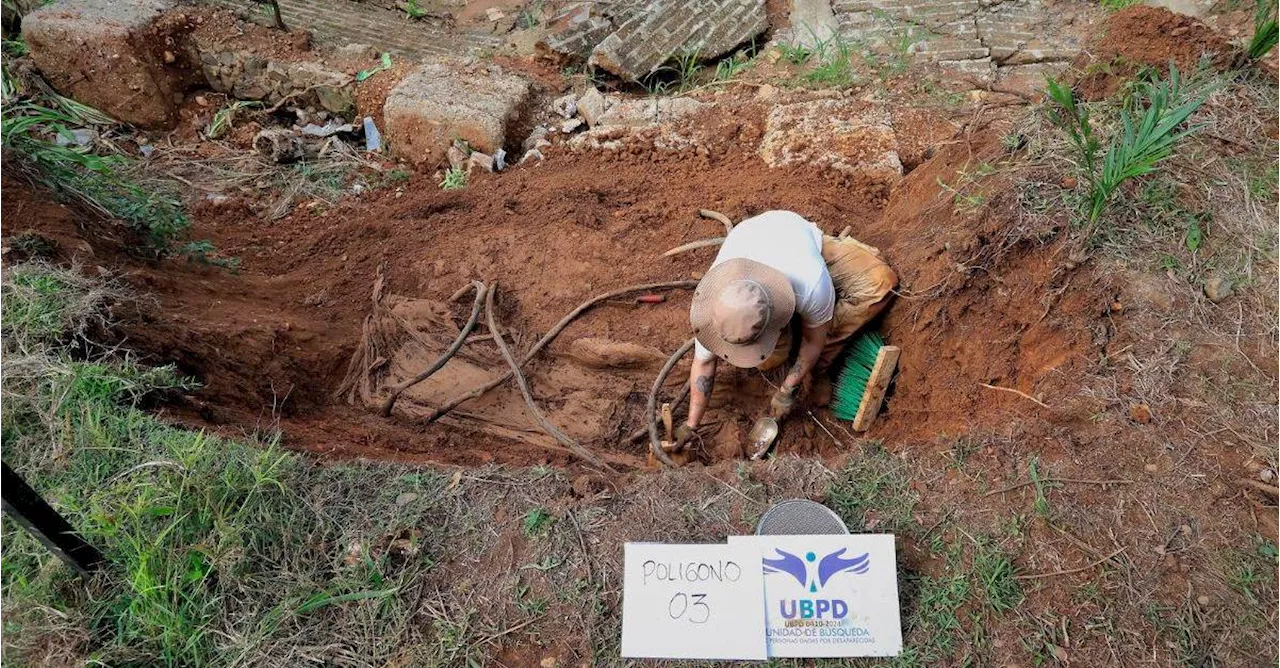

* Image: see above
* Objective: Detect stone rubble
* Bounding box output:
[758,99,902,184]
[199,51,355,115]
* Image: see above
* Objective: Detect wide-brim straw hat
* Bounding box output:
[690,258,796,368]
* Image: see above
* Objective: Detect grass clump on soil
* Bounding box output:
[440,165,467,190]
[1045,63,1213,234]
[827,442,919,533]
[1248,0,1279,60]
[1,100,190,254]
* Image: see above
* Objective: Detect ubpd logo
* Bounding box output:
[762,548,869,620]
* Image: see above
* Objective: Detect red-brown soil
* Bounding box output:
[3,104,1105,471]
[1075,5,1242,99]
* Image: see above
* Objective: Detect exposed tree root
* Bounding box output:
[699,208,733,234]
[486,284,614,473]
[627,382,689,444]
[662,237,725,257]
[648,338,695,468]
[335,264,400,404]
[425,280,698,422]
[380,281,486,417]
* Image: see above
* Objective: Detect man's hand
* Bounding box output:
[770,386,797,419]
[672,423,696,450]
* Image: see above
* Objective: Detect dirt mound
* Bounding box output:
[1096,6,1237,71]
[1077,6,1241,99]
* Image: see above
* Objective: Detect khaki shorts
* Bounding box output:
[761,234,897,371]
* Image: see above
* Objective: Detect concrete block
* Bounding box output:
[22,0,194,128]
[758,99,902,183]
[773,0,840,49]
[383,62,532,167]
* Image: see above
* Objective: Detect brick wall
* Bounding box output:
[206,0,502,60]
[589,0,767,80]
[831,0,1080,76]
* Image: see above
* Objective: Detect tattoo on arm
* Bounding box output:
[695,374,714,395]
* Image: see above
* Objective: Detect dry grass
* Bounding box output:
[134,142,389,220]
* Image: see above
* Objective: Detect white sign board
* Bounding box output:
[620,542,768,660]
[730,534,902,657]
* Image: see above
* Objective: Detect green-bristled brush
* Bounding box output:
[831,330,900,431]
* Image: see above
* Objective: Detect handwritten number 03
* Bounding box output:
[667,593,709,624]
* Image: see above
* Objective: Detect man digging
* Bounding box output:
[673,210,897,451]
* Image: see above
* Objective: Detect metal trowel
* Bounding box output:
[747,416,779,460]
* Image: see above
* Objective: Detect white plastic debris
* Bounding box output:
[301,120,355,137]
[363,116,383,152]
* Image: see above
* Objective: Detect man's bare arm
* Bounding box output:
[686,355,718,429]
[781,322,829,394]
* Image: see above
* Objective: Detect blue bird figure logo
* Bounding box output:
[762,548,870,592]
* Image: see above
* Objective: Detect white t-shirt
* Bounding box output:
[693,210,834,362]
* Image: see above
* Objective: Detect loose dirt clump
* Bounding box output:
[172,6,316,62]
[1076,6,1242,99]
[1095,6,1238,71]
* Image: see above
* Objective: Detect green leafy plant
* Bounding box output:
[440,166,467,190]
[181,239,241,271]
[522,507,553,536]
[1248,0,1279,60]
[400,0,428,20]
[1098,0,1142,10]
[356,52,394,82]
[205,100,261,139]
[2,102,190,252]
[1045,64,1212,231]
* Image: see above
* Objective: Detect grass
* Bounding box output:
[0,264,467,666]
[3,101,190,252]
[1248,0,1279,60]
[0,286,446,665]
[826,442,919,534]
[1046,64,1213,233]
[205,100,261,140]
[440,166,467,190]
[1098,0,1142,9]
[642,50,703,95]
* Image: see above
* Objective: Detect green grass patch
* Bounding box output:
[2,102,190,252]
[826,443,919,534]
[0,263,485,665]
[522,507,554,537]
